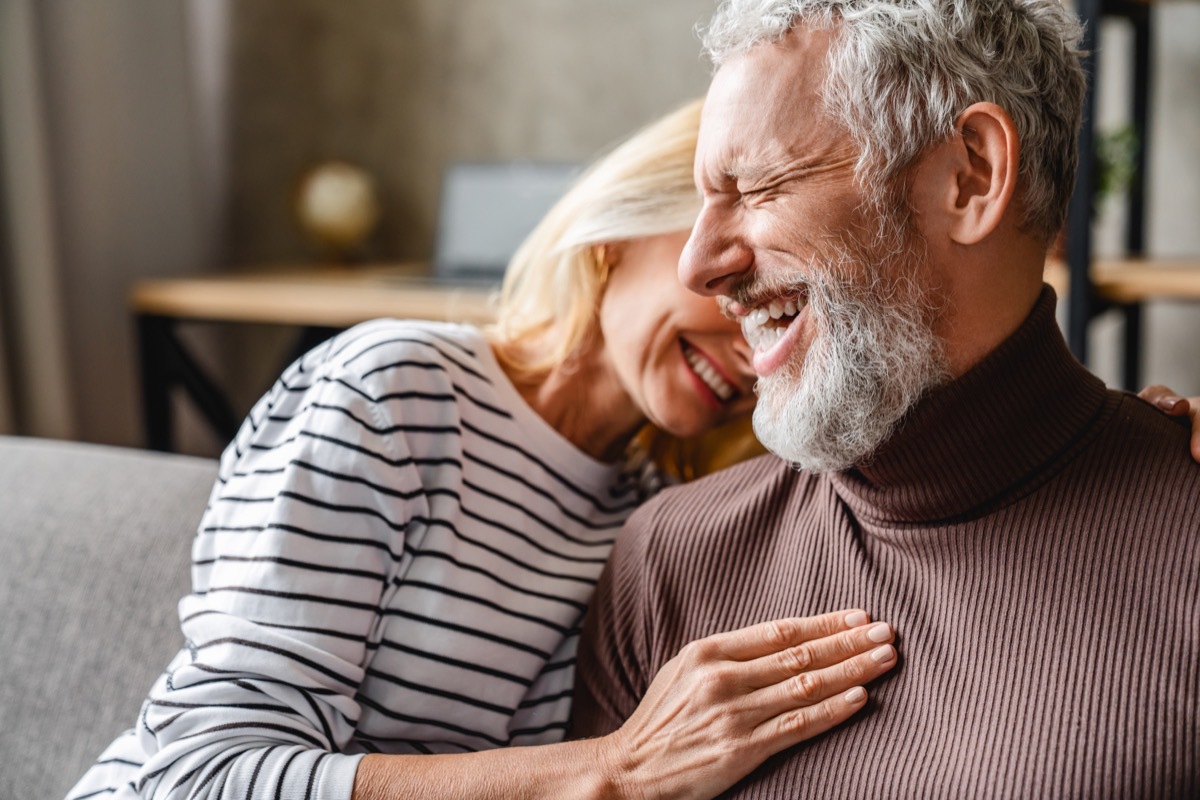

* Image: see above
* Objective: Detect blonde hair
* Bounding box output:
[488,99,705,376]
[487,99,766,480]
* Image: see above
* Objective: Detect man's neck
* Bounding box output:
[934,239,1048,377]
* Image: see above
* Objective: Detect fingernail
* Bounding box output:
[867,622,891,642]
[1158,396,1184,410]
[844,686,867,703]
[845,611,869,627]
[871,644,895,663]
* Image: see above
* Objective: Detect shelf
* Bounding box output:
[1046,257,1200,304]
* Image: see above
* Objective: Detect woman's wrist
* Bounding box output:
[589,732,642,800]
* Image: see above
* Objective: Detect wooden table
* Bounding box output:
[1046,257,1200,301]
[132,263,497,451]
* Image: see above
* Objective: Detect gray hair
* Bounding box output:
[699,0,1086,242]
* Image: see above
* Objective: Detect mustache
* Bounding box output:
[722,270,816,311]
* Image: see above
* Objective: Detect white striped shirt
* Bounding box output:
[68,320,643,800]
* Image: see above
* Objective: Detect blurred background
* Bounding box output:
[1,0,1197,457]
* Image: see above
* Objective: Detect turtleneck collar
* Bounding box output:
[829,286,1109,525]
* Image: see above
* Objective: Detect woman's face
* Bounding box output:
[597,230,758,438]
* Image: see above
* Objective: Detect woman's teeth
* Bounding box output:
[682,343,735,402]
[740,296,803,352]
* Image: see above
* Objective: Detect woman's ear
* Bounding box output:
[594,242,623,284]
[943,102,1021,245]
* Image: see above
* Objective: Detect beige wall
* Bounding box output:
[226,0,715,267]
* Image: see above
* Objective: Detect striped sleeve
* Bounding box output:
[126,341,423,799]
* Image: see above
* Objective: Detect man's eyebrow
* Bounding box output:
[726,158,770,184]
[727,156,815,189]
[695,159,765,193]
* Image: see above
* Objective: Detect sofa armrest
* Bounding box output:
[0,436,217,799]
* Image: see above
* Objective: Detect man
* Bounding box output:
[573,1,1199,796]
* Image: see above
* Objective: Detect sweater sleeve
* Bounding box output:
[127,350,425,799]
[570,500,661,739]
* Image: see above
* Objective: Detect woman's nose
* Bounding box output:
[679,204,753,297]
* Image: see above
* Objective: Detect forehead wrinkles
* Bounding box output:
[698,33,844,188]
[695,101,809,190]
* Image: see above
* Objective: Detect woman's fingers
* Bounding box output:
[1139,384,1189,413]
[1184,396,1200,462]
[756,684,873,753]
[691,608,871,663]
[1138,386,1200,463]
[750,640,898,723]
[741,621,895,687]
[1190,400,1200,462]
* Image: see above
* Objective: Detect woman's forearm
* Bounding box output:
[352,738,627,800]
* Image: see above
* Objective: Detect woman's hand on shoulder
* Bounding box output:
[597,609,896,800]
[1138,385,1200,462]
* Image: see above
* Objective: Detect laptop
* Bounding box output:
[430,161,581,286]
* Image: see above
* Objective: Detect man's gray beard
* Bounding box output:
[751,236,949,473]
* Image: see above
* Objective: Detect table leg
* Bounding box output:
[137,314,174,451]
[136,314,241,452]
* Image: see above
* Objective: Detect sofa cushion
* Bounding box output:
[0,436,217,799]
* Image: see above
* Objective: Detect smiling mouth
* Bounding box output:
[736,293,808,353]
[681,340,737,402]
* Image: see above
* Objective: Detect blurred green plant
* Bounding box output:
[1093,124,1139,210]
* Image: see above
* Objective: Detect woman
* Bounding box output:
[67,100,899,800]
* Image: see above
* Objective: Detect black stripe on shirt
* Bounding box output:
[187,749,243,797]
[400,548,588,612]
[176,720,327,750]
[200,522,402,561]
[194,638,361,689]
[245,747,275,798]
[193,553,387,583]
[461,418,639,514]
[274,746,304,800]
[451,507,611,571]
[509,719,570,739]
[396,579,571,635]
[355,695,508,748]
[464,451,630,528]
[386,608,552,659]
[461,480,620,539]
[196,585,381,614]
[517,687,574,709]
[363,669,514,716]
[373,638,532,686]
[350,338,489,383]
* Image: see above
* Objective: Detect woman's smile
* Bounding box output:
[680,338,739,408]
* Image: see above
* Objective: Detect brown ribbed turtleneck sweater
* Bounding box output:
[573,288,1199,798]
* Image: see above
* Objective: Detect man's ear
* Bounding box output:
[944,102,1020,245]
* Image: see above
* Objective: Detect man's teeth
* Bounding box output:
[741,297,802,352]
[683,344,735,401]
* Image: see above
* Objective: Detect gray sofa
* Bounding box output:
[0,436,218,800]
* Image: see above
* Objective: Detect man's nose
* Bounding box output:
[679,204,753,296]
